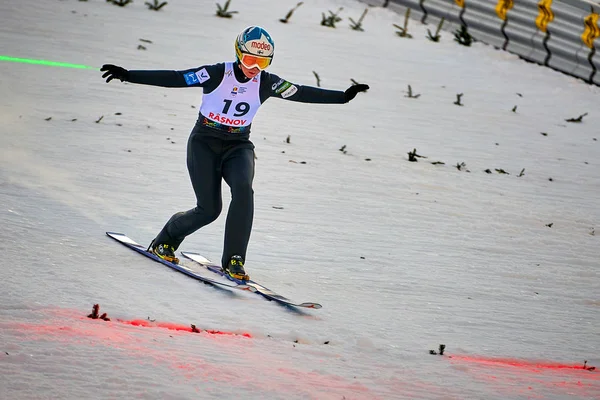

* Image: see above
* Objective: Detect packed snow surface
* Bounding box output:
[1,0,599,399]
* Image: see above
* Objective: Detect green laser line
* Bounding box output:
[0,55,95,69]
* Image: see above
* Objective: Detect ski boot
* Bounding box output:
[151,242,179,264]
[224,255,249,281]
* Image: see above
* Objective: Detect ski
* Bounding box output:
[106,232,255,292]
[181,251,322,309]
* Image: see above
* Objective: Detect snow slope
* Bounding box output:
[1,0,599,399]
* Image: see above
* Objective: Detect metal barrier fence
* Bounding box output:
[375,0,600,85]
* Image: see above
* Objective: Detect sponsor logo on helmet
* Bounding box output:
[243,34,274,56]
[251,41,271,51]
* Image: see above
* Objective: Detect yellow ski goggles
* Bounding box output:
[236,47,272,70]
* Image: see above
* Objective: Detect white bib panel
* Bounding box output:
[199,62,261,129]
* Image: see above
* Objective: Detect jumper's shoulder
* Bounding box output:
[260,70,299,99]
[180,62,226,86]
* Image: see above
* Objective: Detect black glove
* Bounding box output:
[100,64,130,83]
[344,83,369,103]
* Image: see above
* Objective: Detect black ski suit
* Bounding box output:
[124,61,349,267]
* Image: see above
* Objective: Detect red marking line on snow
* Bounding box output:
[447,354,599,399]
[4,308,383,399]
[449,355,597,373]
[119,319,252,338]
[18,307,253,339]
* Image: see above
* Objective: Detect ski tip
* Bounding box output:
[300,303,322,309]
[106,231,126,237]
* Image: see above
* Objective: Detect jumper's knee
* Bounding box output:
[230,181,254,200]
[194,202,222,224]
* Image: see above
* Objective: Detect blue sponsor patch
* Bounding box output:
[184,71,199,86]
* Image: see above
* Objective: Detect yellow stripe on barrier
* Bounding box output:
[455,0,465,9]
[536,0,554,32]
[495,0,514,21]
[582,12,600,49]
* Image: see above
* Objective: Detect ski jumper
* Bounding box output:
[125,61,346,267]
